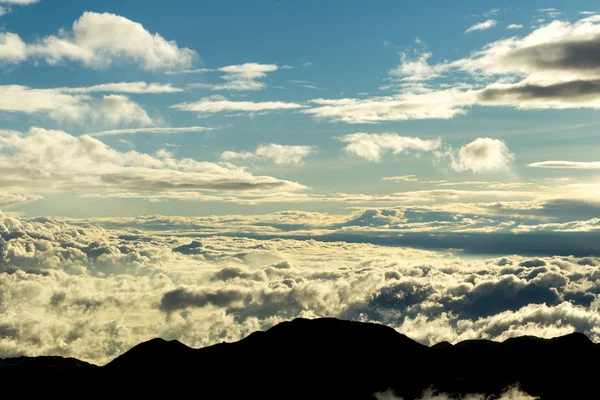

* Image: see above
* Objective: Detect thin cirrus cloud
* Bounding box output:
[89,126,216,137]
[0,12,196,70]
[528,161,600,169]
[465,19,497,33]
[171,95,306,115]
[182,63,281,91]
[221,144,315,166]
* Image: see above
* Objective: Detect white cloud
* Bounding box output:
[507,24,524,29]
[528,161,600,169]
[221,144,315,165]
[0,85,167,126]
[49,94,153,126]
[0,193,41,209]
[62,82,183,94]
[164,68,213,75]
[213,63,278,91]
[2,12,196,70]
[0,32,27,62]
[465,20,497,33]
[0,128,306,196]
[382,175,419,182]
[389,52,441,82]
[338,133,441,162]
[171,96,305,115]
[450,138,514,173]
[303,89,473,123]
[89,126,215,137]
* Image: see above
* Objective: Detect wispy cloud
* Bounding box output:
[529,161,600,169]
[465,19,497,33]
[89,126,215,137]
[221,144,315,166]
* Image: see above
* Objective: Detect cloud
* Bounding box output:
[465,20,497,33]
[382,175,419,182]
[5,210,600,365]
[0,193,41,209]
[171,96,306,115]
[375,386,537,400]
[0,0,39,3]
[528,161,600,169]
[50,94,153,126]
[89,126,215,137]
[0,85,154,126]
[311,16,600,123]
[61,82,183,94]
[337,133,441,161]
[164,68,213,75]
[0,32,27,62]
[302,90,472,123]
[507,24,524,29]
[0,128,306,196]
[449,138,515,173]
[221,144,315,166]
[389,51,441,82]
[214,63,279,91]
[1,12,196,70]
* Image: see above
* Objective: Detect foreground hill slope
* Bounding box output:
[2,318,597,399]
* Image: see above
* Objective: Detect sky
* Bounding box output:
[2,0,600,369]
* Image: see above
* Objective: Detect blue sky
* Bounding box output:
[2,0,600,218]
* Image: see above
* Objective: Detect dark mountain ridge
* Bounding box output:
[1,318,597,399]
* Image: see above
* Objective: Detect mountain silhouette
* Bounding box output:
[2,318,597,399]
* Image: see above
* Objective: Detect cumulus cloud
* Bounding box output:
[338,133,441,162]
[507,24,524,29]
[449,138,515,173]
[0,85,155,126]
[465,20,497,33]
[50,94,153,126]
[1,12,196,70]
[171,95,306,116]
[221,144,315,165]
[528,161,600,169]
[0,128,306,197]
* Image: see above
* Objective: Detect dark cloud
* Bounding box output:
[503,38,600,72]
[479,79,600,103]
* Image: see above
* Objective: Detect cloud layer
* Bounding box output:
[2,212,600,366]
